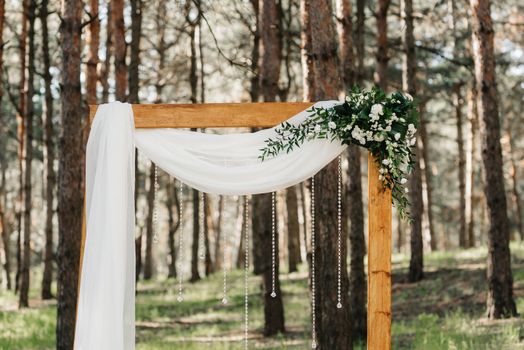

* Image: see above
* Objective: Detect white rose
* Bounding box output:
[385,125,392,132]
[374,134,385,142]
[394,133,401,141]
[382,159,390,166]
[405,93,413,101]
[405,187,409,193]
[328,121,337,129]
[359,138,366,145]
[400,178,407,184]
[408,123,417,133]
[314,125,321,133]
[371,103,384,116]
[409,137,417,146]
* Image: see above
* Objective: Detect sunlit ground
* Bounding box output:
[1,245,524,349]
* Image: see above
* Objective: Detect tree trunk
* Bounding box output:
[336,0,355,90]
[111,0,127,101]
[252,192,285,335]
[190,189,201,282]
[465,80,478,247]
[374,0,390,89]
[86,0,99,104]
[286,186,301,273]
[453,83,467,248]
[0,0,10,292]
[40,0,55,299]
[143,162,155,280]
[214,196,224,270]
[255,0,285,335]
[308,1,351,348]
[19,0,36,308]
[57,0,84,346]
[300,0,314,101]
[507,131,523,241]
[418,101,437,250]
[470,0,517,319]
[402,0,424,283]
[336,0,366,342]
[249,0,260,102]
[204,194,214,275]
[166,178,180,279]
[128,0,142,104]
[355,0,365,84]
[236,198,246,269]
[100,2,112,103]
[15,0,29,294]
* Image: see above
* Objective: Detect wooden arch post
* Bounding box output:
[80,103,392,349]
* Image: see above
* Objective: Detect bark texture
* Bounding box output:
[19,0,36,308]
[111,0,127,101]
[86,0,99,104]
[41,0,55,299]
[143,162,156,280]
[252,0,286,335]
[128,0,142,104]
[308,1,351,348]
[402,0,424,283]
[470,0,517,318]
[57,0,84,346]
[300,0,314,101]
[374,0,390,89]
[286,186,301,273]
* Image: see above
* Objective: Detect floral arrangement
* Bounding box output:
[259,86,419,218]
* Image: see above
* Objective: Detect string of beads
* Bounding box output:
[177,181,184,302]
[199,192,205,260]
[271,191,277,298]
[244,195,250,350]
[222,198,229,305]
[152,164,159,244]
[337,156,343,309]
[311,176,317,349]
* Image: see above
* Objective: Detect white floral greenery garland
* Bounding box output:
[259,87,419,218]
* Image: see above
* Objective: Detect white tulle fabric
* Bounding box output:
[74,100,346,349]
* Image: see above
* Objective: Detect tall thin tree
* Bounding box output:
[469,0,517,319]
[40,0,56,300]
[308,0,351,348]
[337,0,366,342]
[57,0,84,346]
[402,0,424,283]
[0,0,11,291]
[86,0,99,104]
[254,0,285,335]
[19,0,36,308]
[112,0,127,101]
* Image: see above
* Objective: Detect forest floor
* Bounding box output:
[1,245,524,349]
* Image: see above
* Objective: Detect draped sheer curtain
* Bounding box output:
[74,100,346,349]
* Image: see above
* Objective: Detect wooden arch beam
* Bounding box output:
[80,102,392,350]
[89,102,314,128]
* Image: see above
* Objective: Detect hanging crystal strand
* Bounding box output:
[221,205,229,305]
[177,181,184,302]
[244,195,250,350]
[199,191,205,260]
[336,155,343,309]
[271,191,277,298]
[310,177,317,349]
[152,164,159,244]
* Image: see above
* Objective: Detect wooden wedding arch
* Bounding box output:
[80,102,392,350]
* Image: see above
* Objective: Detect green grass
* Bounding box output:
[2,245,524,349]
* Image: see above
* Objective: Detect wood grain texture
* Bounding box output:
[89,102,314,128]
[368,153,392,350]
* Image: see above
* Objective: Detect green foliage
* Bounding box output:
[260,86,419,218]
[3,245,524,349]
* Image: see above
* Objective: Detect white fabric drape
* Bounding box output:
[75,100,346,349]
